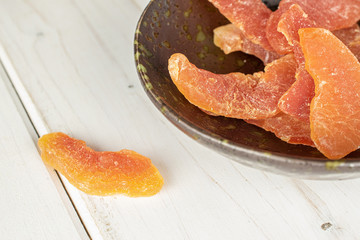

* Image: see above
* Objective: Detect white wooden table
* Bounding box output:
[1,0,360,239]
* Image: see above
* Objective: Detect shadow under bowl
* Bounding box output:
[134,0,360,180]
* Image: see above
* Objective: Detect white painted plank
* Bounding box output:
[0,0,360,239]
[0,37,104,240]
[0,60,85,239]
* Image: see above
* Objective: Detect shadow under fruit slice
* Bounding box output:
[38,132,164,197]
[213,24,281,65]
[334,26,360,61]
[300,28,360,160]
[168,53,296,120]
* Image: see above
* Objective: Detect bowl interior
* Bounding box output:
[134,0,360,173]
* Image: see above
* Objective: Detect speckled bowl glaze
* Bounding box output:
[134,0,360,179]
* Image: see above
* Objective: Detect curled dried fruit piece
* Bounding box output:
[168,53,296,120]
[267,0,360,54]
[300,28,360,159]
[276,4,317,120]
[38,132,164,197]
[213,24,281,64]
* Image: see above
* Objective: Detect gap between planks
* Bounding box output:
[0,43,103,240]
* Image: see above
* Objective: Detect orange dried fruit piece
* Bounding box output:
[299,28,360,159]
[278,67,314,120]
[277,4,317,120]
[213,24,281,65]
[277,4,360,120]
[246,112,314,147]
[277,4,317,48]
[278,4,360,55]
[208,0,273,51]
[38,132,164,197]
[279,24,360,120]
[168,53,296,120]
[266,2,295,55]
[267,0,360,54]
[213,24,243,54]
[293,0,360,30]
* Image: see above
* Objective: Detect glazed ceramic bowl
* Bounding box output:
[134,0,360,179]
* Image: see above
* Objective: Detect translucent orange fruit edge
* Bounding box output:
[38,132,164,197]
[299,28,360,159]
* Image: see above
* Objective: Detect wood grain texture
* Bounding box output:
[0,0,360,239]
[0,59,85,239]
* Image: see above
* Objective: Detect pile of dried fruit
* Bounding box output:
[168,0,360,160]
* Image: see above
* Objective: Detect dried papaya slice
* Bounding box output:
[168,53,296,119]
[208,0,273,51]
[266,2,295,55]
[299,28,360,159]
[277,4,360,120]
[277,4,317,120]
[278,67,314,120]
[38,132,164,196]
[279,24,360,120]
[285,0,360,30]
[277,4,317,48]
[213,24,281,64]
[213,24,243,55]
[246,112,314,147]
[267,0,360,54]
[278,5,360,60]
